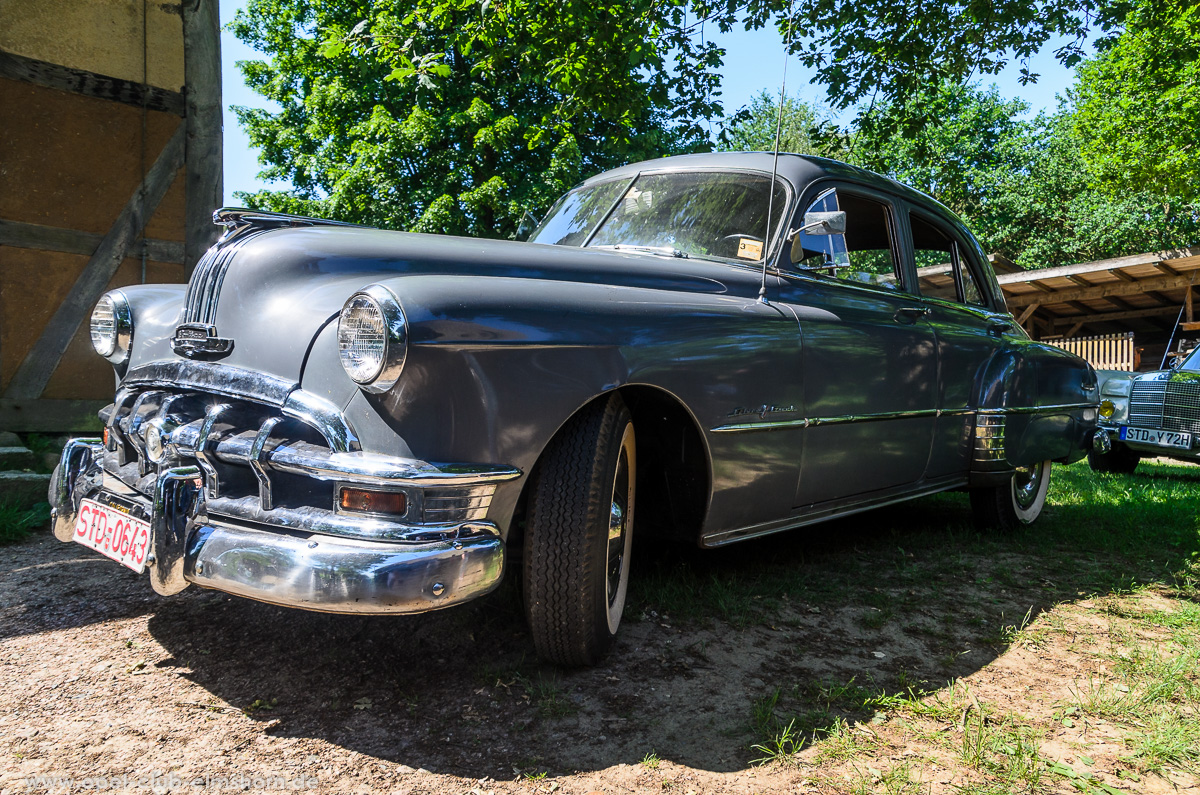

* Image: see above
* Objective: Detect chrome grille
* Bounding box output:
[1129,379,1166,430]
[1163,381,1200,435]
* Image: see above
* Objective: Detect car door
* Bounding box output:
[775,185,939,506]
[905,207,1012,478]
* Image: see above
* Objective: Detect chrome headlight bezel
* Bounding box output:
[90,290,133,364]
[337,284,407,393]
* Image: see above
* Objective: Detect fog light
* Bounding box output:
[339,487,407,515]
[1099,399,1115,419]
[144,422,165,463]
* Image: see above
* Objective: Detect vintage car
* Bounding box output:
[1090,351,1200,472]
[52,152,1101,666]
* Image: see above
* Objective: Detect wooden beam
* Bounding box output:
[1005,271,1200,308]
[995,246,1200,285]
[0,399,106,432]
[1050,305,1182,327]
[1066,275,1093,287]
[1015,305,1039,325]
[3,123,185,401]
[0,49,184,115]
[1064,321,1086,339]
[1110,269,1138,283]
[1187,286,1194,323]
[1156,262,1181,276]
[0,219,184,265]
[182,0,224,275]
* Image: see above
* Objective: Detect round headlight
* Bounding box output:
[337,285,407,393]
[89,291,133,363]
[1099,399,1116,419]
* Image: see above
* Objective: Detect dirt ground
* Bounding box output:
[2,493,1198,795]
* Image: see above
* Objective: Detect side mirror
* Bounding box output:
[790,210,846,263]
[801,210,846,236]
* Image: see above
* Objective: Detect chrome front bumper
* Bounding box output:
[51,439,506,613]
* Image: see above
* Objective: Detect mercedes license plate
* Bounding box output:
[73,498,151,573]
[1119,426,1192,450]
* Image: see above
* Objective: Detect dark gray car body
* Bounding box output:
[52,152,1099,616]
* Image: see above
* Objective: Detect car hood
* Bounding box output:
[177,224,734,392]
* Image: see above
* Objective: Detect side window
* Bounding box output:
[911,212,986,307]
[792,189,901,291]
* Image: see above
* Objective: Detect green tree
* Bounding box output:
[230,0,722,237]
[844,82,1030,221]
[1073,0,1200,202]
[975,113,1199,271]
[718,90,836,155]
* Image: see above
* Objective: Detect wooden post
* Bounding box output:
[182,0,223,276]
[1186,285,1194,324]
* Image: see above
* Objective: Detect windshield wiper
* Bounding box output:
[593,244,690,259]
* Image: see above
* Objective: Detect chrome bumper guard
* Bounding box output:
[52,439,505,613]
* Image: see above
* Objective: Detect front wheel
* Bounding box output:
[523,395,636,666]
[971,460,1051,531]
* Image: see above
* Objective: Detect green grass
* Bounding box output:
[0,499,51,545]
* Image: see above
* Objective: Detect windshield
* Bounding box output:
[529,171,789,263]
[1179,344,1200,371]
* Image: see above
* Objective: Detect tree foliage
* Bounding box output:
[1073,0,1200,202]
[719,90,835,156]
[230,0,723,237]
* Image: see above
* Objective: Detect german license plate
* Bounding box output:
[1120,426,1192,450]
[73,498,151,573]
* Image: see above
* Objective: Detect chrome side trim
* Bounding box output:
[977,402,1097,415]
[702,474,968,546]
[194,403,232,498]
[711,407,971,434]
[184,521,504,614]
[709,403,1093,434]
[149,466,203,596]
[249,416,284,510]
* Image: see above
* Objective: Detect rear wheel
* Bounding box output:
[1087,444,1140,474]
[523,395,636,666]
[971,460,1051,531]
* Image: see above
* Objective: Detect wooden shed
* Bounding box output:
[0,0,221,432]
[921,247,1200,371]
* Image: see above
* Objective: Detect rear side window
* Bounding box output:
[791,189,902,291]
[911,212,986,307]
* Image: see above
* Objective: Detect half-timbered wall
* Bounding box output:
[0,0,221,431]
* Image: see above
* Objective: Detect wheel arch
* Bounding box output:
[508,384,713,558]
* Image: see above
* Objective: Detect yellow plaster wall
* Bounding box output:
[0,0,184,91]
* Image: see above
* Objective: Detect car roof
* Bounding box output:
[580,151,957,221]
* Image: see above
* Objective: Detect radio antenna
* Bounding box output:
[759,2,797,305]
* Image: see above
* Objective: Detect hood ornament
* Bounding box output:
[172,323,234,359]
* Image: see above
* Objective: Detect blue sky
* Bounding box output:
[219,0,1084,203]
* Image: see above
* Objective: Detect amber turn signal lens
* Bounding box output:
[339,487,406,515]
[1099,399,1115,419]
[103,427,110,447]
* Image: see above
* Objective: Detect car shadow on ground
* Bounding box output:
[141,499,1027,777]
